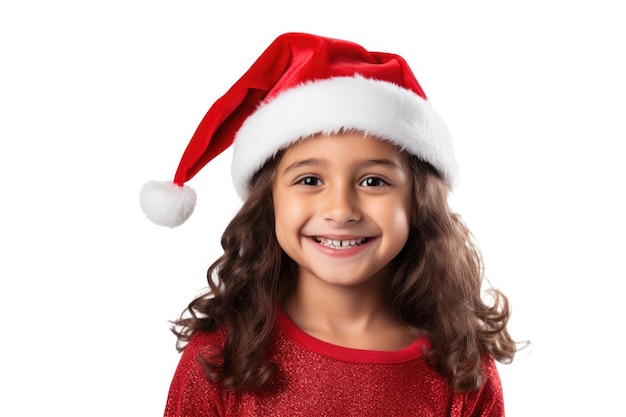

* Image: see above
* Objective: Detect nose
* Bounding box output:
[320,186,361,225]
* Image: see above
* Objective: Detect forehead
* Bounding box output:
[279,132,404,163]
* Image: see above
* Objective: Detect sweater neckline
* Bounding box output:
[276,307,430,364]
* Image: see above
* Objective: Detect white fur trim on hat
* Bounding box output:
[231,75,458,198]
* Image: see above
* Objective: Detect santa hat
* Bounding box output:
[140,32,458,228]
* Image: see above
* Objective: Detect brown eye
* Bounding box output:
[298,176,322,186]
[360,177,387,187]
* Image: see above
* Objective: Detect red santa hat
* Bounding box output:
[140,32,458,228]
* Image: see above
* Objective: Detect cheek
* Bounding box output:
[274,191,301,223]
[391,206,411,239]
[273,191,306,244]
[377,195,410,221]
[374,197,411,241]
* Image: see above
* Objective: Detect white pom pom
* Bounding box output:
[139,181,197,228]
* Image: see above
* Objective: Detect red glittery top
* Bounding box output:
[164,309,505,416]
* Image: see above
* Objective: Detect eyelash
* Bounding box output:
[360,177,388,187]
[297,176,321,186]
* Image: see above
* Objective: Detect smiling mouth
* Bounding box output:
[312,237,369,249]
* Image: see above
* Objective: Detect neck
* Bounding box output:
[282,270,417,350]
[286,281,386,326]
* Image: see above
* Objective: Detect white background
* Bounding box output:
[1,1,624,416]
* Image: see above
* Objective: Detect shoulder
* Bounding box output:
[163,330,227,417]
[171,329,227,386]
[450,355,505,417]
[184,329,227,358]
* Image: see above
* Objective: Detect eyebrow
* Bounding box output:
[282,158,327,175]
[359,158,403,170]
[281,158,402,175]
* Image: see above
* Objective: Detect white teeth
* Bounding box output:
[316,237,366,249]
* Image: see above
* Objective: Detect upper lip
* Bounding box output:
[311,234,371,240]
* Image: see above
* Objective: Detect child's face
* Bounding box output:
[272,132,412,289]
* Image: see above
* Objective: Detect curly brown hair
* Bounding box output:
[171,147,519,393]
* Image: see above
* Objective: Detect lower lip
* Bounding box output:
[307,237,375,258]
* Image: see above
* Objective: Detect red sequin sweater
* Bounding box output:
[164,309,505,416]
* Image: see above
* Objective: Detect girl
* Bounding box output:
[140,32,521,416]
